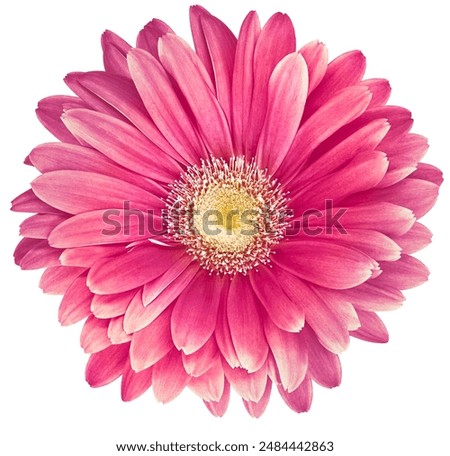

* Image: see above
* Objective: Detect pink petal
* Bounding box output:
[264,317,307,392]
[245,13,296,155]
[60,245,126,268]
[362,78,391,108]
[49,210,163,248]
[374,255,429,290]
[410,163,444,186]
[392,222,432,254]
[299,41,328,94]
[80,315,111,353]
[32,170,162,215]
[277,375,313,413]
[204,380,230,417]
[305,50,366,117]
[249,266,304,332]
[350,309,389,343]
[303,326,342,388]
[137,18,173,58]
[36,95,87,144]
[189,358,225,401]
[91,289,136,319]
[108,316,132,344]
[182,337,220,377]
[14,238,61,270]
[58,272,93,326]
[87,244,185,294]
[11,189,64,215]
[101,30,131,78]
[130,307,173,372]
[159,34,233,158]
[121,359,153,402]
[227,275,268,372]
[152,348,191,403]
[256,52,308,174]
[62,109,181,183]
[20,213,67,239]
[243,379,272,418]
[278,86,372,184]
[123,263,199,333]
[362,106,413,142]
[231,11,260,155]
[273,240,379,289]
[128,48,206,163]
[171,271,222,355]
[223,362,268,402]
[85,342,130,387]
[39,265,86,294]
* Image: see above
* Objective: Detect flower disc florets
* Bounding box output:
[166,157,289,274]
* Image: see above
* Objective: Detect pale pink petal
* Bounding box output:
[204,380,230,417]
[227,275,268,372]
[91,289,136,319]
[159,34,233,158]
[36,95,87,144]
[85,342,130,387]
[245,13,296,155]
[101,30,131,78]
[20,213,67,239]
[128,48,206,163]
[243,379,272,418]
[303,326,342,388]
[249,266,304,332]
[171,271,222,354]
[121,359,153,401]
[152,348,191,403]
[87,245,185,294]
[58,272,93,325]
[264,317,307,392]
[256,52,308,174]
[277,376,313,413]
[32,170,163,215]
[189,358,225,401]
[392,222,432,254]
[130,307,173,372]
[62,109,182,182]
[350,309,389,343]
[182,337,220,377]
[362,78,391,108]
[108,316,132,344]
[223,362,268,402]
[231,11,260,155]
[273,240,379,290]
[123,263,199,333]
[80,315,111,353]
[39,265,86,295]
[137,19,173,57]
[374,255,429,290]
[299,41,328,94]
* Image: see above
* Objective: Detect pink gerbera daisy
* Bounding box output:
[12,5,442,417]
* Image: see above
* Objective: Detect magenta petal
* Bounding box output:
[264,317,307,392]
[137,19,173,58]
[277,376,313,413]
[227,275,268,372]
[392,222,432,254]
[130,307,173,372]
[274,240,379,290]
[299,41,328,94]
[20,213,67,239]
[152,348,191,403]
[58,273,93,326]
[85,342,130,387]
[223,362,268,402]
[189,358,225,401]
[87,245,185,294]
[14,238,61,270]
[243,379,272,418]
[410,163,444,186]
[204,380,230,417]
[101,30,131,78]
[362,78,391,108]
[171,271,222,354]
[80,315,111,353]
[350,309,389,343]
[121,359,153,402]
[11,189,64,215]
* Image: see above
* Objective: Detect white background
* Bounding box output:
[1,0,449,455]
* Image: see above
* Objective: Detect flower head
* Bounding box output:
[12,5,442,416]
